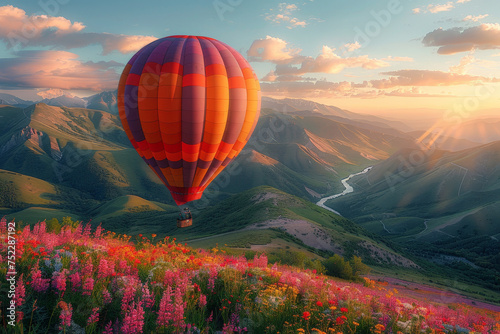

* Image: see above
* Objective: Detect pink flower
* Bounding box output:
[173,287,186,329]
[82,277,94,296]
[52,269,68,293]
[98,258,115,279]
[70,272,81,291]
[58,301,72,330]
[121,302,144,334]
[102,289,112,304]
[103,321,113,334]
[15,274,26,307]
[199,294,207,308]
[31,264,49,293]
[142,284,154,308]
[87,307,99,326]
[208,267,218,292]
[157,287,174,327]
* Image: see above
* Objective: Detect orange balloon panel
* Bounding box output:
[118,35,261,205]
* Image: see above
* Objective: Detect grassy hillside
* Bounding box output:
[3,220,499,333]
[325,142,500,293]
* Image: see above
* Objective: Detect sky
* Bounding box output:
[0,0,499,119]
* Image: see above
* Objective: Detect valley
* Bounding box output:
[0,94,499,304]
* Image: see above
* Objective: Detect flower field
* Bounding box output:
[1,218,499,333]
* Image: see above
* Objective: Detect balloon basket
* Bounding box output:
[177,218,193,228]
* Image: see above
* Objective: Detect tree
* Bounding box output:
[323,254,353,280]
[350,255,371,277]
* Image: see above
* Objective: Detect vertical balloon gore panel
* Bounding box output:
[118,35,261,206]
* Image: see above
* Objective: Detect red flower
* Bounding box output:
[340,307,348,313]
[336,316,345,325]
[316,301,323,307]
[302,311,311,321]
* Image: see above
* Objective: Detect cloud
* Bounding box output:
[463,14,489,22]
[247,36,304,64]
[261,70,315,82]
[413,0,472,14]
[260,79,455,99]
[422,24,500,54]
[36,88,66,99]
[370,69,497,88]
[261,80,358,98]
[449,52,475,74]
[382,56,414,62]
[343,42,361,52]
[263,45,389,77]
[0,5,157,54]
[385,88,454,98]
[428,2,455,13]
[0,50,122,90]
[265,2,310,29]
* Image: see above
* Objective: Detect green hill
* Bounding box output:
[324,141,500,291]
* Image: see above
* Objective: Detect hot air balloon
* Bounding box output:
[117,35,261,227]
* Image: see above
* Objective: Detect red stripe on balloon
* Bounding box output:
[126,73,141,86]
[182,142,201,154]
[182,73,206,87]
[228,76,245,89]
[162,62,183,75]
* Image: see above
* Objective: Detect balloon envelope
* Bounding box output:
[118,35,261,205]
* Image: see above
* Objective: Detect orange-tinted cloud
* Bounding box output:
[247,36,304,64]
[423,24,500,54]
[36,88,66,99]
[265,3,308,29]
[371,69,498,88]
[0,5,157,54]
[0,50,122,90]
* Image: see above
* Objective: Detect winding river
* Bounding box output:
[316,166,372,216]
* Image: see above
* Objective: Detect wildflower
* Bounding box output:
[58,301,73,330]
[316,301,323,307]
[340,307,348,313]
[31,265,50,292]
[375,324,385,332]
[87,307,99,326]
[98,258,115,279]
[199,294,207,308]
[302,311,311,321]
[157,287,174,327]
[103,321,113,334]
[103,289,112,304]
[70,272,81,291]
[142,284,154,308]
[121,302,144,334]
[82,277,94,295]
[15,274,26,307]
[336,316,345,325]
[52,269,68,293]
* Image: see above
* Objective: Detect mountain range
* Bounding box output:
[0,91,499,298]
